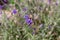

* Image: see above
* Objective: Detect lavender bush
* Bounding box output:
[0,0,60,40]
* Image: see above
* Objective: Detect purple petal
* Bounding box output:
[12,9,17,14]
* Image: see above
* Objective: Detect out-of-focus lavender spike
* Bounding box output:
[48,0,51,4]
[48,25,52,29]
[0,11,2,14]
[33,28,36,30]
[3,0,8,3]
[0,5,3,9]
[56,1,59,5]
[4,0,7,2]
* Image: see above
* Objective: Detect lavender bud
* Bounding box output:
[23,7,27,11]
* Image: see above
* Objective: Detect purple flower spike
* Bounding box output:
[12,9,17,14]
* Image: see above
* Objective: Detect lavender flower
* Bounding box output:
[25,19,33,25]
[56,1,59,5]
[48,0,51,4]
[0,11,2,14]
[24,14,33,25]
[3,0,7,2]
[23,7,27,11]
[0,5,3,9]
[48,0,51,2]
[24,14,29,19]
[12,9,17,14]
[3,0,8,3]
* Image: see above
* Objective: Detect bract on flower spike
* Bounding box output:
[56,1,59,5]
[48,0,51,3]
